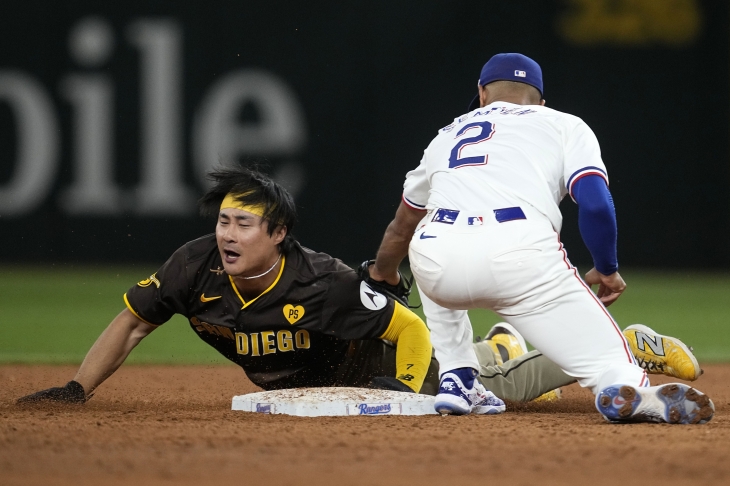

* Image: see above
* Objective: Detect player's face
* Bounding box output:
[216,208,286,277]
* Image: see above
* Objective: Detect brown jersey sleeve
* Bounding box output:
[124,245,192,325]
[313,266,395,340]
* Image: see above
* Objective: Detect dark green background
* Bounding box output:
[2,266,728,363]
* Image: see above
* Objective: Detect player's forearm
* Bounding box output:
[572,175,618,275]
[373,222,411,277]
[372,202,425,282]
[379,303,432,392]
[73,309,156,395]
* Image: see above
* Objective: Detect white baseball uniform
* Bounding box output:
[402,101,648,393]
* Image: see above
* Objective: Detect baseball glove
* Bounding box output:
[17,380,87,404]
[357,260,413,308]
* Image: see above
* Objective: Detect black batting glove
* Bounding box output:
[357,260,413,308]
[17,380,87,404]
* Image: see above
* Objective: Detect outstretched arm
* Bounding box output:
[370,201,426,285]
[18,308,156,403]
[73,308,157,395]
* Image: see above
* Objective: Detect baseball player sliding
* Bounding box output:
[17,166,698,407]
[369,53,714,424]
[18,166,434,402]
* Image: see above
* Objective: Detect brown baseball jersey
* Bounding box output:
[124,235,396,390]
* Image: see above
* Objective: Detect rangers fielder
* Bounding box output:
[370,53,714,424]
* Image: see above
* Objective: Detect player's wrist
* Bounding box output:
[594,264,619,277]
[369,262,400,286]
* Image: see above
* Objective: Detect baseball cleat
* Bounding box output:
[531,388,562,403]
[595,383,714,424]
[623,324,701,381]
[435,369,505,415]
[471,382,507,415]
[486,322,527,364]
[486,323,561,403]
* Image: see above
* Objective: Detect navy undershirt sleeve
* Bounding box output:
[571,175,618,275]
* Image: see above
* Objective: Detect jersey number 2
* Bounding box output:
[448,121,495,169]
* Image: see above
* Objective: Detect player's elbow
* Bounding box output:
[129,321,156,343]
[578,198,613,220]
[115,308,157,342]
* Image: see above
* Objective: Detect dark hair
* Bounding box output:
[198,165,298,254]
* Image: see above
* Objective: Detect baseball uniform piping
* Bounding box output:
[229,256,287,309]
[123,293,161,327]
[555,233,634,364]
[567,167,608,201]
[402,194,426,210]
[639,371,649,387]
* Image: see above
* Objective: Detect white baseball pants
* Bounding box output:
[409,205,648,394]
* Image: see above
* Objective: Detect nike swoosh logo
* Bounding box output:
[419,233,437,239]
[200,294,222,303]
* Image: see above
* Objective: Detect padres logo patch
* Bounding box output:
[283,304,305,324]
[137,273,161,288]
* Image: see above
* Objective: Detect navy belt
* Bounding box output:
[493,207,526,223]
[432,207,526,224]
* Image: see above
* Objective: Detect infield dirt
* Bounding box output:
[2,364,729,486]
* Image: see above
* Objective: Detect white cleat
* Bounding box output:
[595,383,714,424]
[435,372,505,415]
[471,381,506,415]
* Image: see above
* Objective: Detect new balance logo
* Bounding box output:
[635,332,665,356]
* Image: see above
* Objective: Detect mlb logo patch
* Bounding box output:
[467,216,483,226]
[514,70,526,78]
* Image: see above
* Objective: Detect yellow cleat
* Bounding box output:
[623,324,701,381]
[485,322,527,365]
[532,388,562,403]
[486,323,562,402]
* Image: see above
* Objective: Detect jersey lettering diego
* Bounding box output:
[124,235,395,389]
[402,102,608,233]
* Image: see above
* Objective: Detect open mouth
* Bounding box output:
[223,249,241,263]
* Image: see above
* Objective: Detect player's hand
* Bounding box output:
[17,380,87,404]
[584,268,626,307]
[368,376,415,393]
[365,263,400,286]
[357,260,412,307]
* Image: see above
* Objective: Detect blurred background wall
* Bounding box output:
[1,0,728,269]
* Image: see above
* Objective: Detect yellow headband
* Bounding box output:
[220,193,266,217]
